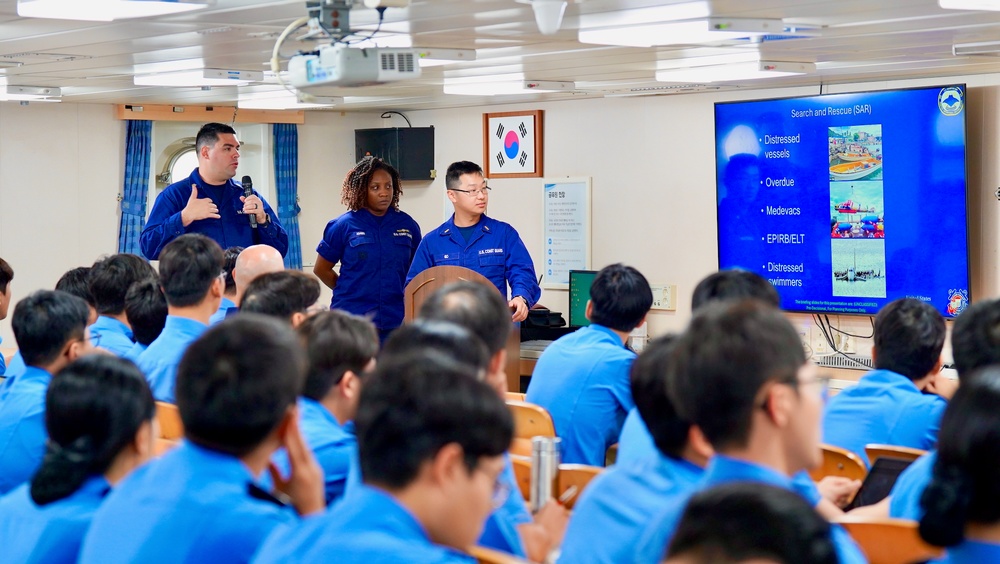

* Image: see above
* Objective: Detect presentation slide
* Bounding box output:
[715,85,969,317]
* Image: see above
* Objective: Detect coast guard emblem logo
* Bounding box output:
[947,289,969,316]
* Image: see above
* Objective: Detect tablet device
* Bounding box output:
[844,456,914,510]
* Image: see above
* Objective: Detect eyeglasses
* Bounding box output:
[450,185,492,197]
[757,374,832,412]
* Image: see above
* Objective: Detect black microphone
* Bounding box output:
[242,175,257,229]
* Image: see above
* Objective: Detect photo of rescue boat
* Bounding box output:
[829,158,882,181]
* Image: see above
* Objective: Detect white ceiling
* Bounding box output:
[3,0,1000,111]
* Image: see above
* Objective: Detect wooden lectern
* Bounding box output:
[404,266,522,393]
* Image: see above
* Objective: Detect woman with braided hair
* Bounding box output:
[313,156,422,342]
[0,355,155,563]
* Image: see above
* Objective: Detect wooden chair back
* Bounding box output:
[505,392,526,402]
[507,400,556,457]
[154,438,178,457]
[404,265,521,393]
[556,463,603,510]
[155,401,183,440]
[470,545,532,564]
[836,516,943,564]
[810,443,867,482]
[510,456,532,501]
[865,444,926,465]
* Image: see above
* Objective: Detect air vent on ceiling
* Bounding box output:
[602,84,730,97]
[0,52,92,64]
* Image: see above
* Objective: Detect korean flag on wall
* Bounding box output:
[488,113,537,174]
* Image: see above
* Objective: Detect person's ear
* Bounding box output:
[274,404,298,444]
[688,425,715,462]
[134,419,155,460]
[585,300,593,321]
[766,384,795,428]
[200,144,211,160]
[290,311,307,328]
[446,190,458,205]
[430,442,465,487]
[339,370,361,400]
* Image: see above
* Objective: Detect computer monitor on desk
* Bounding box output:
[568,270,598,328]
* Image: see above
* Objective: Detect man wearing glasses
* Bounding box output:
[405,161,539,322]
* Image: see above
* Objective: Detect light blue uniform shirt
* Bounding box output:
[88,316,135,357]
[252,485,476,563]
[3,351,25,383]
[617,408,657,466]
[888,450,936,520]
[633,455,868,564]
[137,315,208,403]
[209,297,237,326]
[0,366,52,495]
[405,214,540,306]
[272,398,355,505]
[0,336,5,376]
[933,540,1000,563]
[121,342,147,364]
[0,475,111,563]
[80,441,295,564]
[822,369,946,466]
[478,454,532,557]
[526,324,636,465]
[559,453,702,564]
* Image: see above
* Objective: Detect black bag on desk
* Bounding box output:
[524,307,566,328]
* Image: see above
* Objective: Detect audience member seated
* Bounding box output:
[918,366,1000,563]
[86,254,157,356]
[137,234,224,403]
[252,350,512,563]
[240,270,321,327]
[632,301,865,564]
[230,244,285,313]
[0,355,155,562]
[0,290,93,494]
[121,278,168,364]
[664,483,838,564]
[527,263,651,466]
[863,297,1000,521]
[617,269,778,466]
[275,310,378,504]
[823,298,954,466]
[79,315,324,563]
[419,281,569,562]
[617,269,857,518]
[209,246,243,325]
[0,257,12,376]
[558,334,712,564]
[4,266,95,381]
[381,319,490,375]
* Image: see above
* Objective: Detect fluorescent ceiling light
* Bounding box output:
[581,18,790,48]
[940,0,1000,10]
[17,0,214,21]
[444,79,575,96]
[416,48,477,67]
[134,69,263,87]
[953,40,1000,55]
[656,60,814,83]
[238,91,341,110]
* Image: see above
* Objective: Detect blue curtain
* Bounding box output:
[273,123,302,269]
[118,120,152,255]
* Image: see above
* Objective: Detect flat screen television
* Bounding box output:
[568,270,598,328]
[715,84,970,317]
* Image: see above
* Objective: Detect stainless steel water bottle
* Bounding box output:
[529,436,561,512]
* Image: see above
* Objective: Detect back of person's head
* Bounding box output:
[691,269,780,311]
[158,233,224,307]
[630,334,691,459]
[951,297,1000,379]
[12,290,90,368]
[88,253,156,316]
[222,246,244,295]
[419,281,511,354]
[919,366,1000,547]
[356,349,513,489]
[669,300,806,450]
[55,266,95,309]
[873,298,945,381]
[445,160,484,190]
[233,244,285,295]
[0,256,13,295]
[297,310,378,402]
[195,122,236,152]
[31,355,155,506]
[240,270,320,323]
[588,263,652,332]
[666,483,838,564]
[176,315,306,457]
[382,320,490,376]
[125,278,168,346]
